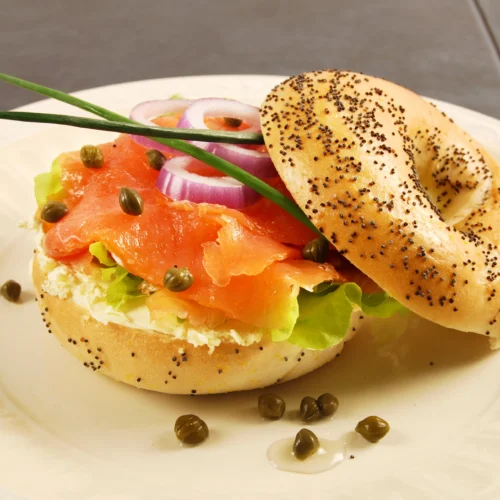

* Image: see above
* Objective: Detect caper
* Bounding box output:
[163,266,194,292]
[355,416,390,443]
[40,200,69,223]
[1,280,21,303]
[300,396,320,423]
[302,237,329,263]
[258,393,286,419]
[174,414,209,445]
[119,187,144,216]
[317,393,339,417]
[146,149,166,171]
[223,117,242,128]
[293,428,320,461]
[80,145,104,168]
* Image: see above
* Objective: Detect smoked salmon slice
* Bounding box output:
[42,134,351,329]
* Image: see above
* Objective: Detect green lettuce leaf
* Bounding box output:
[275,283,407,350]
[268,300,300,343]
[89,240,404,345]
[89,241,145,311]
[104,266,144,310]
[101,266,118,281]
[89,242,116,267]
[34,158,62,206]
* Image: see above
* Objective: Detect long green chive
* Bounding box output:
[0,73,127,122]
[0,111,265,145]
[0,73,320,235]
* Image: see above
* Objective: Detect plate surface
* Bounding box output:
[1,75,500,500]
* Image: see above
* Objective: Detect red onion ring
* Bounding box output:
[210,143,275,178]
[129,99,193,154]
[177,98,261,133]
[156,156,260,209]
[177,98,276,177]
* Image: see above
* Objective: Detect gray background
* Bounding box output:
[1,0,499,117]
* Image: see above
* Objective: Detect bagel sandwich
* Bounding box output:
[32,241,366,394]
[30,69,498,395]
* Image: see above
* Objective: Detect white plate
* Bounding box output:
[1,75,500,500]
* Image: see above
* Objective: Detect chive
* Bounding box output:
[0,73,320,235]
[0,73,128,123]
[0,111,265,145]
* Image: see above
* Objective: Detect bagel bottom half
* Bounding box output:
[32,252,363,395]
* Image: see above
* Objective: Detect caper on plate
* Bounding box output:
[258,393,286,419]
[293,428,320,461]
[317,393,339,417]
[174,414,209,445]
[1,280,21,303]
[300,396,321,423]
[355,416,390,443]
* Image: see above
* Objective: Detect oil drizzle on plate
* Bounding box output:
[267,436,346,474]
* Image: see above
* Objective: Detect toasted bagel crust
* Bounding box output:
[32,252,362,394]
[262,70,500,340]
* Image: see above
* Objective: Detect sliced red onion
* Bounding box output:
[156,157,260,209]
[210,143,276,178]
[178,98,261,133]
[129,99,193,154]
[177,98,275,176]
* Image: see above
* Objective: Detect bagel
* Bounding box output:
[32,248,363,395]
[261,69,500,342]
